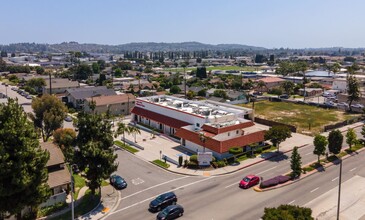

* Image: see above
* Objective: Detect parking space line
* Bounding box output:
[350,167,357,172]
[332,177,339,182]
[310,187,319,193]
[225,182,238,189]
[288,200,295,205]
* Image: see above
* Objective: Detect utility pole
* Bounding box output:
[336,159,342,220]
[49,72,52,95]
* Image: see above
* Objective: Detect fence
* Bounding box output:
[254,117,297,132]
[39,191,67,208]
[323,116,363,132]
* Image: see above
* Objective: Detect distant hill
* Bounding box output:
[0,41,266,53]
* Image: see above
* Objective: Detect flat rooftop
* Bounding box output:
[139,95,252,120]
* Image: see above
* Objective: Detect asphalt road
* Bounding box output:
[106,126,364,220]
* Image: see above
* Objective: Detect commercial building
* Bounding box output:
[131,95,265,158]
[84,94,136,115]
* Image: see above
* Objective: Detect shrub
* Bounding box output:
[211,161,218,169]
[189,154,198,162]
[187,161,198,169]
[217,161,226,168]
[260,175,291,188]
[229,147,243,155]
[183,159,188,167]
[255,148,263,154]
[178,156,183,166]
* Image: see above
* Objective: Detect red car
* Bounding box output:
[239,175,260,189]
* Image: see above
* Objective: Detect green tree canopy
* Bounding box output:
[347,75,361,111]
[31,94,68,141]
[264,125,292,152]
[328,129,343,154]
[290,146,302,178]
[92,62,100,74]
[0,99,50,216]
[76,112,118,194]
[281,81,295,95]
[346,128,357,150]
[262,205,313,220]
[313,134,328,164]
[170,85,181,94]
[53,128,76,162]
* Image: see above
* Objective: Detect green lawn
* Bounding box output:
[114,140,139,154]
[239,101,359,135]
[152,159,170,168]
[73,174,86,200]
[50,189,100,220]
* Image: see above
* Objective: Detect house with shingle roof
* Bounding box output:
[84,94,136,115]
[43,78,80,94]
[39,142,71,208]
[65,86,117,109]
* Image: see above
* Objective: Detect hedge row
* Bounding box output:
[260,175,291,188]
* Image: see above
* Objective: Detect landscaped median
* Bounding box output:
[253,143,365,192]
[114,140,139,154]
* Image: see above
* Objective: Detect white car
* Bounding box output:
[337,102,349,108]
[351,104,364,108]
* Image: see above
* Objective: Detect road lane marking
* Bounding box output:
[350,167,357,172]
[288,200,295,205]
[110,176,215,215]
[332,177,339,182]
[305,152,312,155]
[310,187,319,193]
[225,182,239,189]
[257,166,277,175]
[120,176,189,201]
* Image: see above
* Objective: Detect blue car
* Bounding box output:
[110,174,127,190]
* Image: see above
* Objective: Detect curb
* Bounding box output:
[78,194,102,220]
[257,146,365,192]
[99,189,121,220]
[212,144,309,177]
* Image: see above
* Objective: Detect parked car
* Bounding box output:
[72,165,80,174]
[337,102,349,108]
[351,104,364,109]
[279,94,289,99]
[156,205,184,220]
[109,174,127,190]
[26,95,32,99]
[149,192,177,212]
[64,116,73,122]
[239,175,260,189]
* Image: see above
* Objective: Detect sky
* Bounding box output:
[2,0,365,48]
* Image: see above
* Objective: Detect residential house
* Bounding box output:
[84,94,136,115]
[39,142,70,208]
[66,86,117,109]
[255,77,285,92]
[43,78,80,95]
[298,88,323,97]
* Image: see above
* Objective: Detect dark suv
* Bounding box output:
[149,192,177,212]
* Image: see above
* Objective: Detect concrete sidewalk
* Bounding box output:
[78,185,120,220]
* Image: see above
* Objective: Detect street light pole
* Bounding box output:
[70,164,75,220]
[336,159,342,220]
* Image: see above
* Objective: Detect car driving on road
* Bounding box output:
[239,175,260,189]
[156,204,184,220]
[149,192,177,212]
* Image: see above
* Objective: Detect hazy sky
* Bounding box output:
[2,0,365,48]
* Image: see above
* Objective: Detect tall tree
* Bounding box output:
[76,112,118,195]
[0,99,50,218]
[328,129,343,155]
[262,205,313,220]
[31,94,68,141]
[53,128,76,162]
[290,147,302,178]
[92,62,100,74]
[361,125,365,140]
[313,134,328,164]
[264,125,292,152]
[346,128,357,150]
[281,81,295,96]
[129,126,141,143]
[32,95,67,141]
[347,75,361,112]
[115,121,132,146]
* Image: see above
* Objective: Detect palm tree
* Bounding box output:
[115,122,131,146]
[129,126,141,143]
[256,80,267,93]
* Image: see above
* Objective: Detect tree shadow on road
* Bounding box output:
[262,151,289,162]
